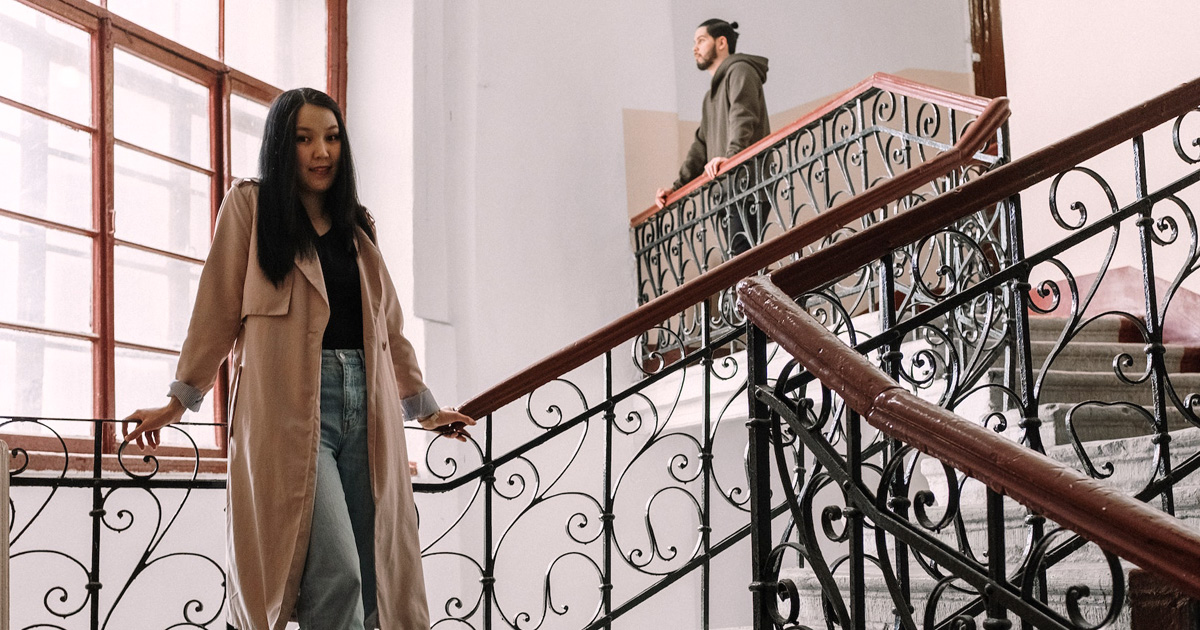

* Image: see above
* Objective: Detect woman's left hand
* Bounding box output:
[423,408,476,442]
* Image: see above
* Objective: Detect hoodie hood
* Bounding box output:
[712,53,769,90]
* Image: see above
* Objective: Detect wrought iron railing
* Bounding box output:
[1,439,8,628]
[739,277,1200,629]
[2,417,226,628]
[3,77,1011,629]
[12,72,1200,630]
[424,83,1008,629]
[735,75,1200,629]
[631,74,1004,360]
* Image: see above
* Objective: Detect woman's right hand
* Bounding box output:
[122,397,186,451]
[419,408,477,442]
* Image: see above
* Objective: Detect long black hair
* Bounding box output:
[255,87,376,285]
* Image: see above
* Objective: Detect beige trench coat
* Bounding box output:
[175,180,431,630]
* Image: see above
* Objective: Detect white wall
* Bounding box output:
[344,1,426,370]
[1002,0,1200,159]
[411,1,672,400]
[1001,0,1200,297]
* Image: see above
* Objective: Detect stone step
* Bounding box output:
[1032,401,1197,444]
[1036,370,1200,408]
[1028,340,1198,374]
[924,427,1200,504]
[987,402,1197,445]
[988,368,1200,410]
[918,427,1200,563]
[762,430,1200,630]
[1028,316,1124,344]
[776,561,1130,629]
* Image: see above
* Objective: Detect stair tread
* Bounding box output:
[1028,316,1123,342]
[778,560,1127,586]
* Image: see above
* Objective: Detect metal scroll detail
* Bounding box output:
[414,317,773,630]
[4,417,226,629]
[743,108,1200,629]
[632,87,1002,363]
[14,93,1200,630]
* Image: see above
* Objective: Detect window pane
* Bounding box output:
[0,216,92,335]
[114,49,210,168]
[230,94,268,180]
[115,347,216,448]
[225,0,326,91]
[0,327,92,424]
[114,245,201,351]
[0,102,93,229]
[115,146,211,257]
[0,1,91,125]
[106,0,219,59]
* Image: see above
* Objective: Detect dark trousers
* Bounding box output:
[728,190,767,256]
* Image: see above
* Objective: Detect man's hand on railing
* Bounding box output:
[122,397,187,451]
[654,186,674,209]
[418,407,477,442]
[654,157,728,209]
[703,157,727,179]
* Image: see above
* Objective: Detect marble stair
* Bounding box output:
[730,316,1200,629]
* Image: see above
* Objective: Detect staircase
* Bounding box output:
[736,314,1200,630]
[720,314,1200,629]
[1005,315,1200,444]
[14,72,1200,629]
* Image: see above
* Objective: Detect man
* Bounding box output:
[656,19,770,255]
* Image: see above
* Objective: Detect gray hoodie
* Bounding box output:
[674,53,771,189]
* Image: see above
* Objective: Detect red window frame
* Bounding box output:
[1,0,349,465]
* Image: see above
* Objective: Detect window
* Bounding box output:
[0,0,347,458]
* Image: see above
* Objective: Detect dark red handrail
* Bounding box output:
[737,276,1200,599]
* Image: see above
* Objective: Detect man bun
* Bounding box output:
[698,18,741,54]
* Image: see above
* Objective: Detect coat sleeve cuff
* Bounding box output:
[168,380,204,412]
[401,388,440,423]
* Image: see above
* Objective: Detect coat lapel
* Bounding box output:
[294,252,328,306]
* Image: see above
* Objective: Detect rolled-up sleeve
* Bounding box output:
[401,388,439,423]
[168,380,205,412]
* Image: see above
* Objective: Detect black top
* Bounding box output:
[314,228,364,350]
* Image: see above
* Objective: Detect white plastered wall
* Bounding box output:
[1001,0,1200,301]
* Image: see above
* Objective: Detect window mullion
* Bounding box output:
[93,17,117,452]
[326,0,348,105]
[212,70,230,454]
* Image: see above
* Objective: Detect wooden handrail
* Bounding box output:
[771,74,1200,298]
[736,276,1200,599]
[457,93,1010,420]
[629,72,993,227]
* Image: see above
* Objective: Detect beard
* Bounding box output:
[695,49,716,70]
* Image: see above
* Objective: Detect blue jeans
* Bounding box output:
[295,349,377,629]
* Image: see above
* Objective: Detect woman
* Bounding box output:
[123,88,473,630]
